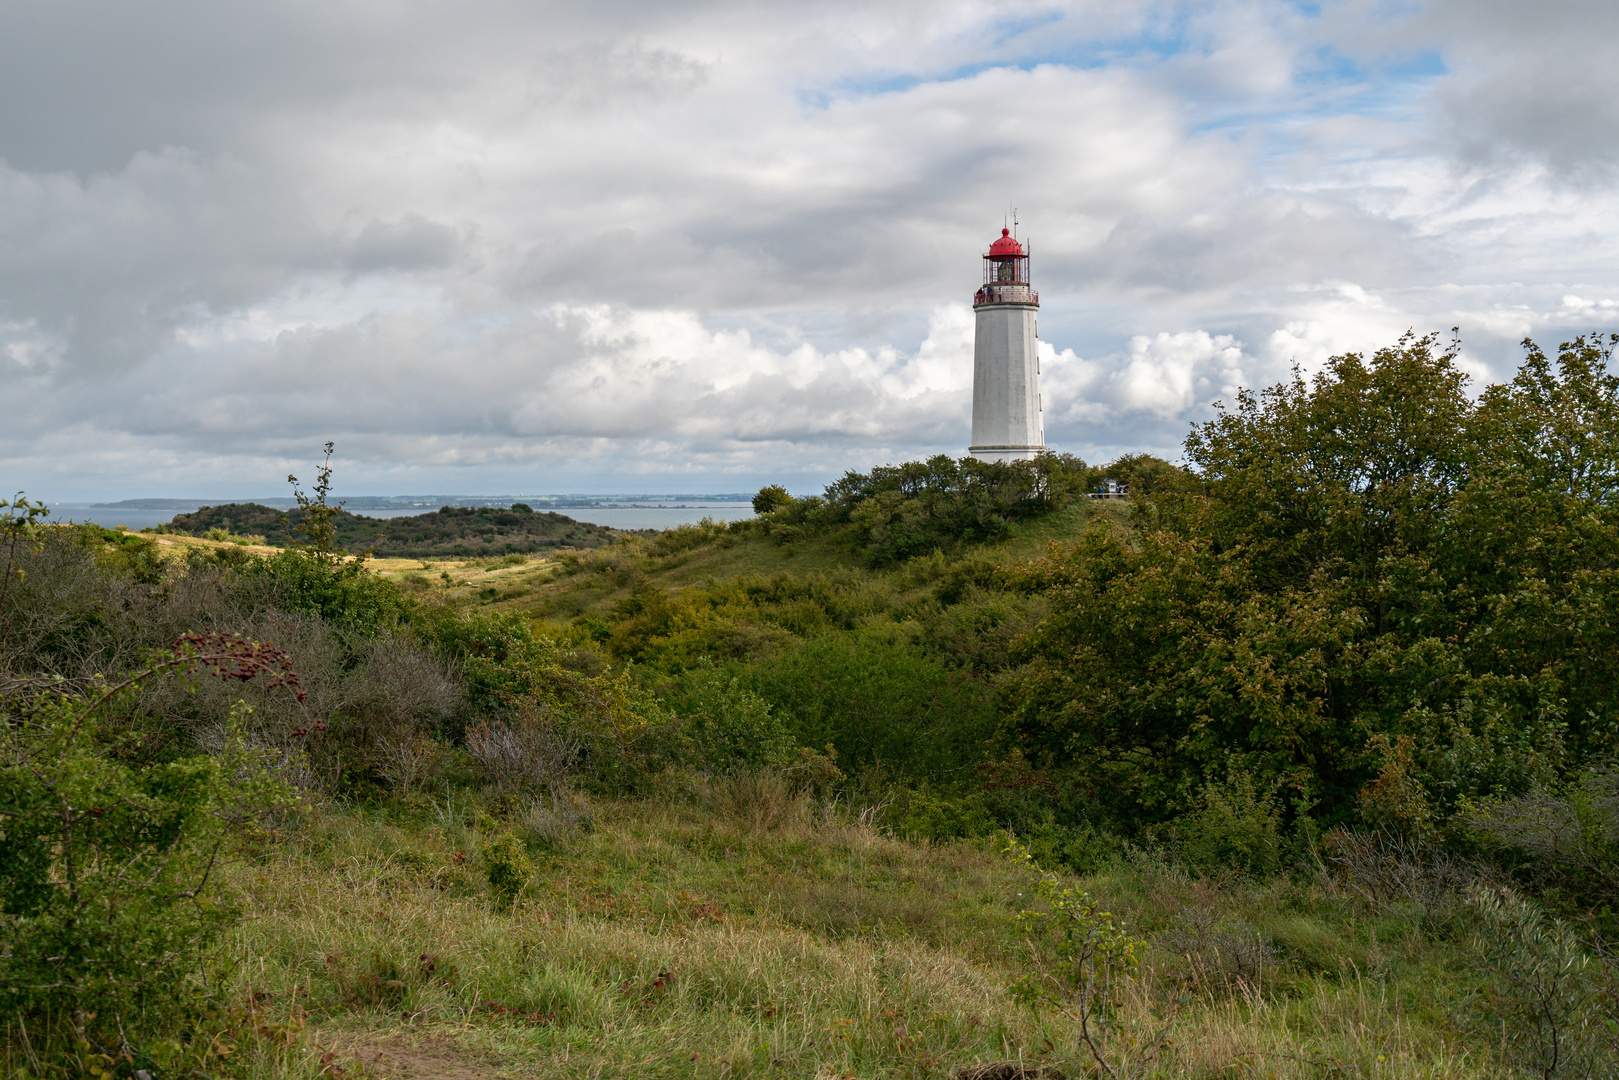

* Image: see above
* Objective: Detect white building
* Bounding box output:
[969,227,1045,463]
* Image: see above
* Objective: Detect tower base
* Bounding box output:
[969,444,1045,464]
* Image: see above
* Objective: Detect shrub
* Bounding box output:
[1007,840,1172,1080]
[465,704,581,792]
[1008,333,1619,832]
[235,547,413,632]
[1465,766,1619,918]
[752,485,792,514]
[1463,885,1612,1078]
[0,638,298,1051]
[1174,773,1282,876]
[666,663,797,774]
[743,629,997,781]
[823,452,1103,565]
[483,831,533,909]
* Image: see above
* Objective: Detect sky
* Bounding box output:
[4,0,1619,500]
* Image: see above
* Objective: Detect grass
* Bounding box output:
[200,790,1508,1080]
[359,499,1119,630]
[13,513,1528,1078]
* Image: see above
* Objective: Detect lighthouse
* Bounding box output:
[969,227,1045,462]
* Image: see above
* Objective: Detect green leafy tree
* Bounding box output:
[751,485,793,515]
[1008,333,1619,828]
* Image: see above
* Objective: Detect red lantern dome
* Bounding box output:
[987,227,1024,257]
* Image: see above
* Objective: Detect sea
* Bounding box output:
[47,500,758,534]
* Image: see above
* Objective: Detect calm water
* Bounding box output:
[50,503,757,533]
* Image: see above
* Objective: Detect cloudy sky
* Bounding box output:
[4,0,1618,499]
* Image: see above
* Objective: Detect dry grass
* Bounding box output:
[204,797,1513,1080]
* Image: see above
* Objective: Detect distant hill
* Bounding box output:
[167,503,624,557]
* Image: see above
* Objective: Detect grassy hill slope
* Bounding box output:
[219,793,1499,1080]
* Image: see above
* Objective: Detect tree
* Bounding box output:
[1007,334,1619,828]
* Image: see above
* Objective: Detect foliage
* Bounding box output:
[751,485,792,515]
[236,547,413,632]
[1008,333,1619,829]
[1463,885,1614,1078]
[171,501,620,557]
[482,831,532,910]
[429,608,684,793]
[1173,771,1284,877]
[284,441,347,556]
[742,629,998,781]
[1007,839,1172,1080]
[0,493,50,643]
[1465,766,1619,923]
[0,635,299,1051]
[664,663,796,774]
[821,452,1105,565]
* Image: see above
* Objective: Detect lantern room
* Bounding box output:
[974,227,1038,308]
[983,228,1028,284]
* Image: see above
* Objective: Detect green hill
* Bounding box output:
[11,334,1619,1076]
[167,501,625,556]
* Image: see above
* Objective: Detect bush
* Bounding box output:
[1007,839,1172,1079]
[1463,885,1613,1078]
[1174,773,1283,877]
[752,485,793,514]
[0,641,297,1051]
[743,629,998,781]
[483,831,533,909]
[1006,333,1619,831]
[235,548,413,632]
[824,453,1105,565]
[465,704,581,792]
[665,663,797,774]
[1465,766,1619,913]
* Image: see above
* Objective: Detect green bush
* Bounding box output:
[751,485,793,514]
[1008,333,1619,831]
[742,629,997,781]
[1173,773,1283,876]
[237,547,413,632]
[0,673,295,1050]
[1463,885,1613,1077]
[665,663,797,774]
[823,452,1106,565]
[483,831,533,909]
[1465,766,1619,924]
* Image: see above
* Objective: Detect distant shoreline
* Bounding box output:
[83,494,755,511]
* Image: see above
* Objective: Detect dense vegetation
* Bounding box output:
[166,501,622,556]
[4,333,1619,1078]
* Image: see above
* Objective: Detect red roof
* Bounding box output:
[987,227,1023,258]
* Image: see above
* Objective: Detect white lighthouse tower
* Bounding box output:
[969,226,1045,462]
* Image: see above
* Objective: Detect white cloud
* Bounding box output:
[1114,332,1247,418]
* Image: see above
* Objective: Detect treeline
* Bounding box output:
[755,451,1182,564]
[166,501,621,556]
